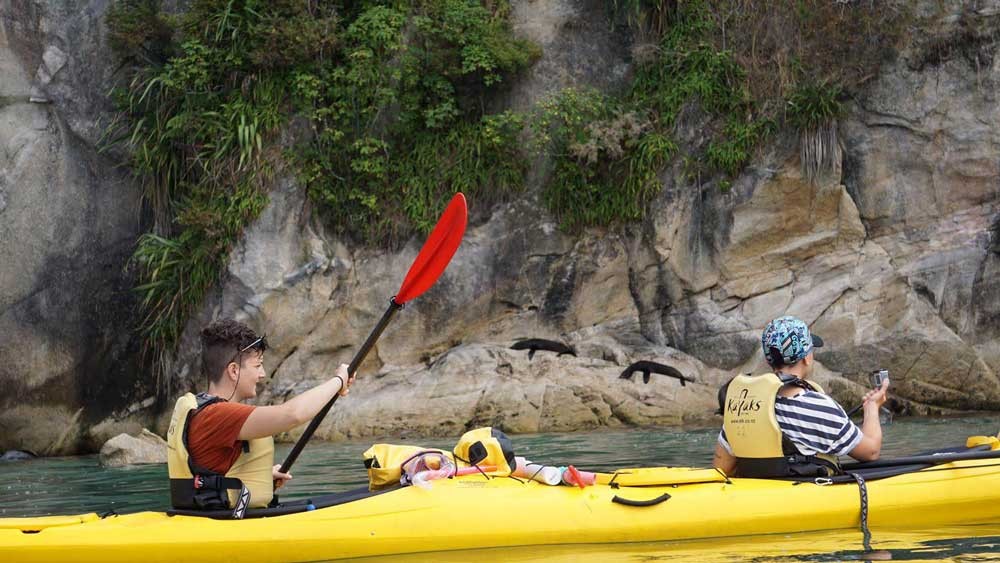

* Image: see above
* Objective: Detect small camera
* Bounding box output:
[870,369,889,388]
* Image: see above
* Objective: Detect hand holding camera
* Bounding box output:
[863,369,890,410]
[847,369,892,423]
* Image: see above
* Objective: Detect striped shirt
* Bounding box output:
[718,390,862,457]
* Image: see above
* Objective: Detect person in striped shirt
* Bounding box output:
[712,316,889,476]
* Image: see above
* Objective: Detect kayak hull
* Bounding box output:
[2,456,999,562]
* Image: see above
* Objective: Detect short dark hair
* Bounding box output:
[200,319,267,385]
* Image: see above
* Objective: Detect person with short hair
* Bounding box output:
[166,319,353,515]
[712,316,889,478]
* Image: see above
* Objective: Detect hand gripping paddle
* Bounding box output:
[277,193,468,478]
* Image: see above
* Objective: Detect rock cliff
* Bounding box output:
[2,0,999,453]
[0,0,146,454]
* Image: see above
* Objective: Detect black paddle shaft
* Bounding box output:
[278,299,403,475]
[841,448,1000,471]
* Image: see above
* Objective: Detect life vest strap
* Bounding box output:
[193,474,244,492]
[735,454,839,478]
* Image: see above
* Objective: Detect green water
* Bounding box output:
[2,415,998,518]
[2,416,999,561]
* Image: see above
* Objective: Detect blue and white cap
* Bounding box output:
[761,316,824,367]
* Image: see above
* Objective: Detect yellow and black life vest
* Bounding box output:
[362,444,450,490]
[721,373,841,478]
[166,393,274,517]
[453,427,516,476]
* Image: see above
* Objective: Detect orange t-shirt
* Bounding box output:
[187,401,255,474]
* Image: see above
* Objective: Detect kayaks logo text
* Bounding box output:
[727,389,762,417]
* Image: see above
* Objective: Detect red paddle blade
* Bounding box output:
[395,193,468,304]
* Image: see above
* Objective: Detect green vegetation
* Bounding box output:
[532,89,677,230]
[786,82,844,132]
[106,0,537,391]
[536,0,907,220]
[537,2,765,227]
[293,1,538,241]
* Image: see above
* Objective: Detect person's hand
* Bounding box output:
[862,378,889,410]
[335,363,354,397]
[272,464,292,490]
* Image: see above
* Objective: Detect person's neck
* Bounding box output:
[207,383,239,401]
[776,366,808,379]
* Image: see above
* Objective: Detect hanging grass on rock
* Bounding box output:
[106,0,300,395]
[786,81,844,182]
[533,88,676,231]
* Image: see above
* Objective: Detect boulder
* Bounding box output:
[0,450,37,462]
[99,429,168,468]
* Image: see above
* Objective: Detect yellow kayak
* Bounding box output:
[371,523,1000,562]
[2,438,999,562]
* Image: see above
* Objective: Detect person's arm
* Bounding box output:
[848,379,889,462]
[713,430,737,474]
[713,442,737,475]
[238,364,352,440]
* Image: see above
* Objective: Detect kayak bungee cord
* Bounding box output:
[849,473,873,553]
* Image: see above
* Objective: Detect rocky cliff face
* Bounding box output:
[0,0,146,454]
[165,0,1000,444]
[3,0,1000,453]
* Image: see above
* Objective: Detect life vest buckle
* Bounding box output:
[193,475,204,489]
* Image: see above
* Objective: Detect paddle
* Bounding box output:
[276,193,468,478]
[840,447,1000,471]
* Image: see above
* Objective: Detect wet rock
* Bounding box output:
[1,449,37,462]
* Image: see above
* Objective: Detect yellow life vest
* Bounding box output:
[166,393,274,516]
[362,444,450,491]
[453,427,516,476]
[722,374,840,478]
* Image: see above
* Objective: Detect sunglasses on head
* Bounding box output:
[228,334,268,367]
[240,335,267,353]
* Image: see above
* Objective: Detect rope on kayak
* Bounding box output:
[529,464,546,482]
[849,472,872,552]
[452,452,492,481]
